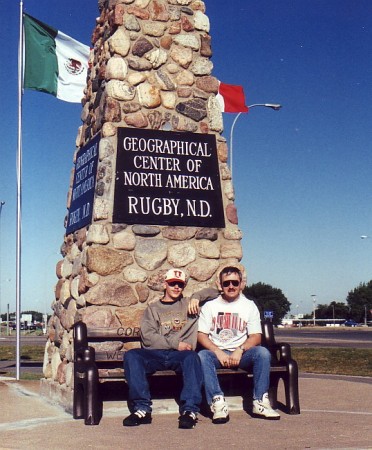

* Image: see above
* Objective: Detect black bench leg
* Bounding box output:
[73,346,102,425]
[84,365,102,425]
[73,380,85,419]
[283,360,300,414]
[268,374,280,410]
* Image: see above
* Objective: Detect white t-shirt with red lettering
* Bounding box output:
[198,293,262,351]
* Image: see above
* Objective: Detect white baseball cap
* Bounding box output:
[164,269,186,284]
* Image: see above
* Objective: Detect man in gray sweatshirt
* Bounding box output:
[123,268,216,430]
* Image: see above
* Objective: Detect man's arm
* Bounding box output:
[240,333,262,350]
[229,333,262,366]
[188,287,219,315]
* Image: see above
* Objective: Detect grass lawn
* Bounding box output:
[0,345,44,362]
[0,345,44,380]
[292,348,372,377]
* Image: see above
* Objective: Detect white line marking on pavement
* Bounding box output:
[0,415,72,432]
[302,409,372,416]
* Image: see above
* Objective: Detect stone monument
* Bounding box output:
[40,0,244,411]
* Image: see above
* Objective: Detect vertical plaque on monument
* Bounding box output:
[66,133,100,235]
[113,128,225,228]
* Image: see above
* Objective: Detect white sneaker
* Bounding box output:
[211,395,229,424]
[252,393,280,420]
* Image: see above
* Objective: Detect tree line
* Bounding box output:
[243,280,372,326]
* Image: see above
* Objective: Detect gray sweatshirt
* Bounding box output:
[140,288,219,351]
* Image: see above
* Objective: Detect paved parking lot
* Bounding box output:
[0,373,371,449]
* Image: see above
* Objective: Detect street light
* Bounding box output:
[360,239,371,326]
[229,103,282,179]
[311,294,317,326]
[332,303,335,327]
[365,305,368,327]
[0,201,5,336]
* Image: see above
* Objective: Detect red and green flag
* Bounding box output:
[23,13,90,103]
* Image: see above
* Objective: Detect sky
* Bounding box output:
[1,0,372,318]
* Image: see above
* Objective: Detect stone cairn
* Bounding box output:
[41,0,244,409]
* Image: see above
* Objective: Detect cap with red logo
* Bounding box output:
[164,269,186,284]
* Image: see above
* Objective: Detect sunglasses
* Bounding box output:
[167,281,185,288]
[222,280,240,288]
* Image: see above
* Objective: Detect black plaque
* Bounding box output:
[66,134,100,235]
[113,128,225,227]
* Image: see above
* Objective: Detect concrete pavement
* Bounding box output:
[0,374,371,449]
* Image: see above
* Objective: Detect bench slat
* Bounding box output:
[85,327,141,339]
[91,350,290,369]
[96,366,288,381]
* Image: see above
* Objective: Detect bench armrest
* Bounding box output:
[261,321,295,364]
[74,321,89,349]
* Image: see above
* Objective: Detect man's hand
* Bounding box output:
[178,341,192,351]
[228,348,243,367]
[215,348,231,367]
[188,298,200,315]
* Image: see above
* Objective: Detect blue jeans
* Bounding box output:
[198,346,271,404]
[124,348,203,414]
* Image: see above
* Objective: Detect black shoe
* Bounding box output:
[178,411,198,429]
[123,410,152,427]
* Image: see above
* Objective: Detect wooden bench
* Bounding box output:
[73,320,300,425]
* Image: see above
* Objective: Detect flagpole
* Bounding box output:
[16,0,24,381]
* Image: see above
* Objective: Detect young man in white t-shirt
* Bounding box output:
[197,266,280,423]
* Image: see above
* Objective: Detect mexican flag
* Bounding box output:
[23,13,90,103]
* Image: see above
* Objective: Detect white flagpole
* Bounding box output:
[16,0,24,381]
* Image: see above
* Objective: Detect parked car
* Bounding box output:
[12,324,25,330]
[11,323,37,331]
[343,319,358,327]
